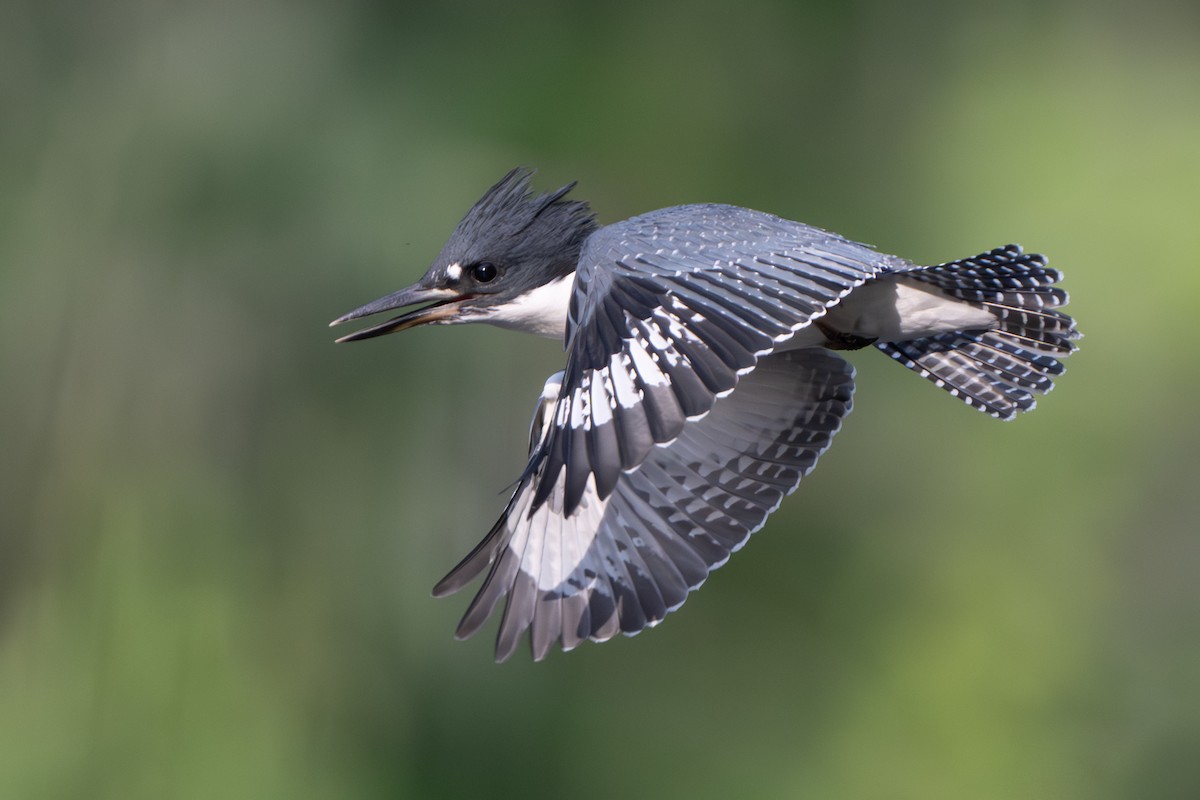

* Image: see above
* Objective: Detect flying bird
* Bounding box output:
[331,168,1079,661]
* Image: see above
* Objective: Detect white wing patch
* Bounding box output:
[519,373,611,591]
[436,349,856,661]
[627,329,671,387]
[609,352,641,409]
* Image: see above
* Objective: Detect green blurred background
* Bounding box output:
[3,0,1198,797]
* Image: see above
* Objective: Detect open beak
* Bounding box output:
[329,283,472,342]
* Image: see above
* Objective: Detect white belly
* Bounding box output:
[818,275,995,344]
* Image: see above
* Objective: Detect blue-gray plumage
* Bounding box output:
[331,168,1080,662]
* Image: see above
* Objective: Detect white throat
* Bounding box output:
[479,272,575,339]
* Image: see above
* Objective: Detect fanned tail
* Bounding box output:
[878,245,1081,420]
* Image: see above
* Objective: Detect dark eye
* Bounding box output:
[472,262,498,283]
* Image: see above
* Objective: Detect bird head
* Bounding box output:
[330,168,597,342]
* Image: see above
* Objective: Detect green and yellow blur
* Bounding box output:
[1,1,1197,798]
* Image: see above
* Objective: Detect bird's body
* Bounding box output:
[332,169,1080,661]
[447,204,998,347]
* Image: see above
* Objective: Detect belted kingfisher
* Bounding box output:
[331,168,1079,662]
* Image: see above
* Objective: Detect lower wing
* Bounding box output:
[433,348,856,661]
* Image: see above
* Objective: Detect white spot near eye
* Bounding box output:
[446,263,463,282]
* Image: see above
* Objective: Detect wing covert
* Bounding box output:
[537,204,893,514]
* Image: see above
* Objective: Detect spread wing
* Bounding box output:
[533,203,895,515]
[433,348,855,661]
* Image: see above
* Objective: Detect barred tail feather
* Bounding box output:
[879,245,1081,420]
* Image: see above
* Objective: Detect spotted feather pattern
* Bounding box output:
[535,204,896,515]
[877,245,1080,419]
[433,349,856,661]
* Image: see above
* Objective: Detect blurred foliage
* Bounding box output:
[2,0,1199,797]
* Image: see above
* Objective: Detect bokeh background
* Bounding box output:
[3,0,1198,797]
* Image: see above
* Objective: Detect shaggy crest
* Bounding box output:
[436,168,598,280]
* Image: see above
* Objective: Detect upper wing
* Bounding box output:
[534,203,896,514]
[433,348,855,661]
